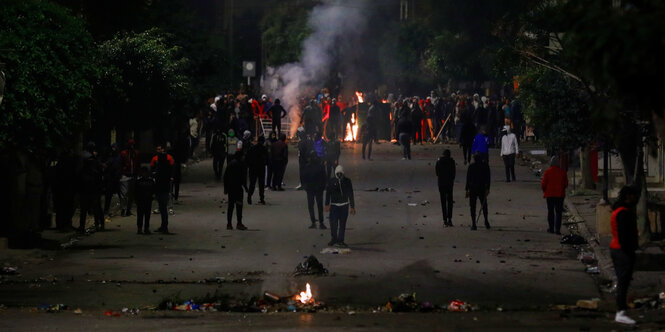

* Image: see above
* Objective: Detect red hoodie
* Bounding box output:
[541,165,568,198]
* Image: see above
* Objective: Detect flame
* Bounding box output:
[381,99,389,104]
[344,113,359,141]
[296,283,313,304]
[355,91,364,103]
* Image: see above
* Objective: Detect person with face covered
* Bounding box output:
[325,165,356,247]
[150,144,174,234]
[303,151,328,229]
[224,151,248,230]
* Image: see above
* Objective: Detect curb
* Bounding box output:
[564,197,616,283]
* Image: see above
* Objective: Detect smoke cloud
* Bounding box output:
[263,0,369,137]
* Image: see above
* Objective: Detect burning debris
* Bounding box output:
[293,255,329,276]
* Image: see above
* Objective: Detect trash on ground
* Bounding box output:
[420,200,430,206]
[73,308,82,314]
[1,267,18,275]
[293,255,329,276]
[407,203,417,207]
[320,247,351,255]
[560,234,587,245]
[577,251,596,264]
[38,304,69,313]
[586,266,600,274]
[448,300,471,312]
[576,298,600,310]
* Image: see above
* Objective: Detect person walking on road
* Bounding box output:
[224,151,248,230]
[151,145,174,234]
[610,185,639,325]
[466,153,491,230]
[303,151,328,229]
[78,142,105,232]
[436,149,456,227]
[325,165,356,247]
[134,167,155,235]
[541,156,568,234]
[460,120,476,165]
[270,133,289,191]
[246,135,269,205]
[120,139,140,216]
[397,116,413,160]
[210,129,227,181]
[500,125,519,182]
[471,127,489,163]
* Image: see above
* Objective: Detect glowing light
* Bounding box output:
[295,283,313,304]
[344,113,359,141]
[355,91,364,103]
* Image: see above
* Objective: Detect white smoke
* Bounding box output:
[263,0,369,137]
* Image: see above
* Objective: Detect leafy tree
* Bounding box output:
[0,0,97,154]
[96,28,191,133]
[260,2,314,66]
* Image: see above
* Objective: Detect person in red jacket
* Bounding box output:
[541,156,568,234]
[610,185,639,325]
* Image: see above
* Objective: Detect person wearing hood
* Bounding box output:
[500,125,519,182]
[609,185,639,325]
[541,156,568,234]
[270,133,288,191]
[466,153,491,230]
[325,165,356,247]
[150,144,174,234]
[224,151,248,230]
[436,149,456,227]
[240,130,252,154]
[246,135,269,205]
[267,98,287,136]
[78,142,104,232]
[303,151,328,229]
[460,116,476,165]
[471,127,489,163]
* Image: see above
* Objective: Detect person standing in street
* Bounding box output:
[224,151,248,230]
[210,128,227,181]
[359,123,372,160]
[472,127,489,163]
[303,151,328,229]
[325,132,341,178]
[500,126,519,182]
[325,165,356,247]
[246,135,269,205]
[397,115,413,160]
[541,156,568,234]
[151,145,174,234]
[270,133,289,191]
[610,185,639,325]
[120,139,140,216]
[102,143,122,216]
[134,167,154,235]
[436,149,456,227]
[78,142,105,232]
[267,99,287,136]
[466,153,491,230]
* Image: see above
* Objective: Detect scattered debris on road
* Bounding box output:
[293,255,328,276]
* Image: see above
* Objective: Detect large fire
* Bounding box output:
[295,283,313,304]
[344,113,359,141]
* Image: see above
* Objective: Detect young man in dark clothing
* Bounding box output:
[224,151,248,230]
[325,165,356,247]
[359,123,372,160]
[270,134,289,191]
[466,154,491,230]
[267,99,287,136]
[296,128,313,190]
[397,116,413,160]
[246,136,269,205]
[120,139,140,216]
[150,145,174,234]
[610,186,639,325]
[78,142,105,232]
[460,121,476,165]
[134,167,155,234]
[325,132,341,178]
[210,129,227,181]
[303,151,328,229]
[102,143,122,216]
[436,149,456,227]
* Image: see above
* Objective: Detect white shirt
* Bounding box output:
[501,133,519,156]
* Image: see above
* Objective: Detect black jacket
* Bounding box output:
[152,153,173,193]
[613,204,639,253]
[246,143,269,171]
[134,176,155,203]
[302,160,327,192]
[436,156,456,189]
[397,118,413,136]
[268,104,287,122]
[224,157,247,195]
[79,151,103,194]
[466,161,491,192]
[325,176,355,208]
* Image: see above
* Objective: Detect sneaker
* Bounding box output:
[152,209,159,214]
[309,223,317,229]
[319,223,327,230]
[337,242,348,248]
[615,311,636,325]
[546,229,554,233]
[258,200,266,205]
[155,227,166,233]
[236,224,248,231]
[226,224,233,230]
[484,221,491,230]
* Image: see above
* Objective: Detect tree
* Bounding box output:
[0,0,97,153]
[260,2,314,67]
[96,29,191,136]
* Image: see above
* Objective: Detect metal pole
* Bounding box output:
[603,147,609,202]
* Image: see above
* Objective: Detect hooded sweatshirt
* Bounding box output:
[325,166,355,208]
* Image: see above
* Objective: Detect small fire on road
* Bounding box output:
[295,283,314,304]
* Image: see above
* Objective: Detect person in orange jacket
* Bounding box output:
[541,156,568,234]
[610,185,639,325]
